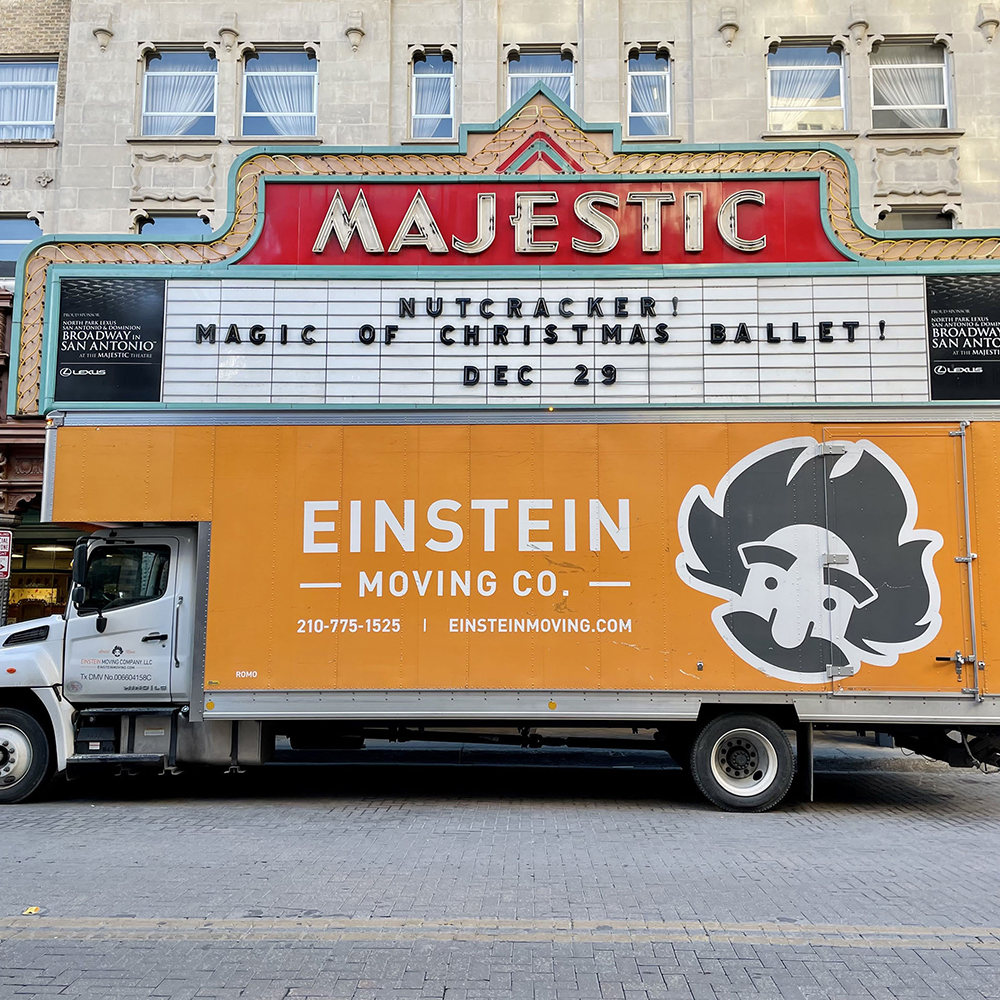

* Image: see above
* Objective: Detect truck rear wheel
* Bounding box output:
[0,708,52,804]
[689,713,794,812]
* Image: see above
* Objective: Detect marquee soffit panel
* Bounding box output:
[14,87,1000,415]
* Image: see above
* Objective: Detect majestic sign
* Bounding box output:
[54,279,165,404]
[239,179,847,267]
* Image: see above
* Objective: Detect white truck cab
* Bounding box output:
[61,529,198,705]
[0,527,201,802]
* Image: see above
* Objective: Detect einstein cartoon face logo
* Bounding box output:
[675,438,943,684]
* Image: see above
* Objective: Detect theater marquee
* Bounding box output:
[16,89,1000,413]
[139,274,926,407]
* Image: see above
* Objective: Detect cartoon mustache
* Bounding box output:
[724,611,845,675]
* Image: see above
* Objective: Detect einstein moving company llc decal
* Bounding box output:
[675,438,943,684]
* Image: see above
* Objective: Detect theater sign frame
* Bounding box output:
[13,85,1000,417]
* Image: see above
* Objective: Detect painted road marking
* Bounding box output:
[2,916,1000,950]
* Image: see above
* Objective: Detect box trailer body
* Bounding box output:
[7,94,1000,809]
[42,418,993,709]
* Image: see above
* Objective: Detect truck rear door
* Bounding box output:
[822,425,974,695]
[63,537,179,703]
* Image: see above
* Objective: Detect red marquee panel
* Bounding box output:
[237,178,849,268]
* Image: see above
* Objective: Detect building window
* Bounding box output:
[870,43,950,129]
[411,52,455,139]
[627,50,671,137]
[137,214,211,238]
[141,49,217,137]
[767,45,845,132]
[5,539,76,624]
[876,207,953,231]
[507,49,575,109]
[0,216,41,276]
[0,61,57,140]
[242,50,318,137]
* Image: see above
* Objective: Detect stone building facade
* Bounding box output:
[2,0,996,242]
[0,0,997,615]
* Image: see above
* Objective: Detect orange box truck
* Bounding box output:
[0,416,995,811]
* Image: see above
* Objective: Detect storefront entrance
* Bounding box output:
[3,522,78,623]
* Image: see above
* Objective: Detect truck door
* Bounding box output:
[821,425,974,695]
[63,538,179,703]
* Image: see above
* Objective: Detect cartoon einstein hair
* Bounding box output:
[678,440,939,655]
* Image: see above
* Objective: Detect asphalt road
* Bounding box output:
[1,735,999,1000]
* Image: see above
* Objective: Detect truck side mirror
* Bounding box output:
[71,538,89,586]
[71,585,85,608]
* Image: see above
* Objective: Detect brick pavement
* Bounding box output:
[0,737,999,999]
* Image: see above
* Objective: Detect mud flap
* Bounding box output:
[795,723,814,802]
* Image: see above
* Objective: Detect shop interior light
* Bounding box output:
[30,545,73,553]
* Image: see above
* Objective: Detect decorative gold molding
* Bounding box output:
[15,97,1000,415]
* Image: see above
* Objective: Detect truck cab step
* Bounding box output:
[76,707,179,716]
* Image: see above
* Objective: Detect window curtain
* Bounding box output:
[510,74,572,104]
[246,56,315,135]
[0,63,56,140]
[143,55,214,136]
[871,48,945,128]
[509,52,572,105]
[629,72,669,134]
[413,74,452,137]
[768,50,839,129]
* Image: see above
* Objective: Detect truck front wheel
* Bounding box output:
[690,713,794,812]
[0,707,52,804]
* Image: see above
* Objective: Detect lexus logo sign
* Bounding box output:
[934,365,984,375]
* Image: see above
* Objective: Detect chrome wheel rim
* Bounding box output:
[0,725,32,788]
[709,728,779,798]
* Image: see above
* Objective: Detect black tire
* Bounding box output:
[0,707,53,804]
[689,713,794,812]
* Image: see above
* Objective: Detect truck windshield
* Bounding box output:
[79,545,170,613]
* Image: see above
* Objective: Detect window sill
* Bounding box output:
[866,128,964,140]
[401,136,458,144]
[228,135,323,145]
[0,139,58,147]
[760,130,860,140]
[126,135,223,145]
[623,134,684,144]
